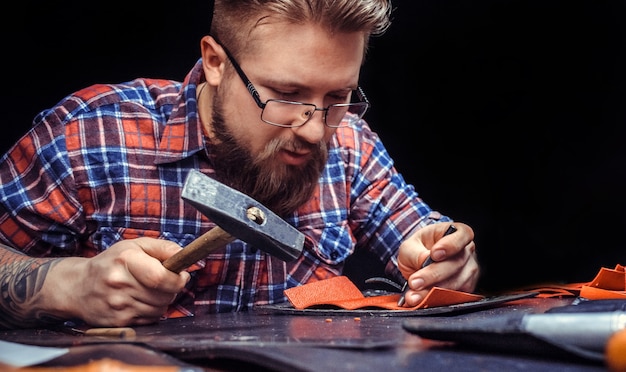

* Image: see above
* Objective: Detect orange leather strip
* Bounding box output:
[587,264,625,291]
[284,263,626,310]
[515,263,625,299]
[284,276,484,310]
[579,285,626,300]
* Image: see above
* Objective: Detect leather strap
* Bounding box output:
[284,276,484,310]
[521,264,626,300]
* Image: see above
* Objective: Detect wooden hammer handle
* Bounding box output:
[162,227,235,273]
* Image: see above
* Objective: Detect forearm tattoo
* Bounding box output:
[0,245,63,329]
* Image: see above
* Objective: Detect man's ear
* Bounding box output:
[200,35,227,85]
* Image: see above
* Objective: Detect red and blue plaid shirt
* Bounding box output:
[0,60,448,317]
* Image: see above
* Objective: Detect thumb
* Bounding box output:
[134,237,184,262]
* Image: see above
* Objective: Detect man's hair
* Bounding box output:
[210,0,392,57]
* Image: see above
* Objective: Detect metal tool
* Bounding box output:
[162,170,305,273]
[522,311,626,352]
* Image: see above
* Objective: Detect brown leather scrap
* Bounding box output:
[284,275,484,311]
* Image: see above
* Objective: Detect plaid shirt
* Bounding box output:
[0,59,448,317]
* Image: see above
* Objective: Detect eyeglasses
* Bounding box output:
[220,44,370,128]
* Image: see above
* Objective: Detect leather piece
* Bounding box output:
[284,276,484,310]
[283,263,626,311]
[523,264,626,300]
[579,264,626,299]
[258,292,538,317]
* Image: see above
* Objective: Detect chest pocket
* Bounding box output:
[92,227,199,251]
[300,222,355,265]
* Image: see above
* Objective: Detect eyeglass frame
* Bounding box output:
[217,41,370,128]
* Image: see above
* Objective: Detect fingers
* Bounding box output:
[82,303,167,327]
[76,238,189,326]
[418,238,477,280]
[124,241,189,310]
[397,222,470,276]
[134,237,185,262]
[76,276,172,327]
[398,222,479,307]
[429,222,474,262]
[125,237,190,293]
[401,258,479,307]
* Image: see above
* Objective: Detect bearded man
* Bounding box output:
[0,0,479,329]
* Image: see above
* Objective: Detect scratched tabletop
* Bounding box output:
[0,297,609,371]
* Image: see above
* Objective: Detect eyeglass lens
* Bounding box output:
[262,101,368,128]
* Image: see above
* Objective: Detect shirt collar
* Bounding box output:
[154,59,207,165]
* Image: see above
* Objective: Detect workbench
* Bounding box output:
[0,297,610,371]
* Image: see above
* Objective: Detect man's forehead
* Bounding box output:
[242,19,365,54]
[243,22,364,55]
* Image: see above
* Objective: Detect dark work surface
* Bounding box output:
[3,1,626,293]
[0,298,610,371]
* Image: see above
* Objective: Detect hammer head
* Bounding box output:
[181,170,305,261]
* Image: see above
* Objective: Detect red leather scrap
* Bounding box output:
[284,275,484,311]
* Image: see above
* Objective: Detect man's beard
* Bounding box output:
[206,97,328,217]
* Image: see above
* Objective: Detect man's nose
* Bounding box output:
[291,109,330,144]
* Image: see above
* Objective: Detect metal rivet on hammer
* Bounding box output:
[246,206,265,225]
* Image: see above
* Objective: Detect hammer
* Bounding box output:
[162,170,305,273]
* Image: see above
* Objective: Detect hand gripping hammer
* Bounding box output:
[162,170,305,272]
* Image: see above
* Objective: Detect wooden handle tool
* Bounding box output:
[161,170,305,273]
[162,227,234,273]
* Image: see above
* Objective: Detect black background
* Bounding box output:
[3,1,625,293]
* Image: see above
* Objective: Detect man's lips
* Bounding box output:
[279,148,311,166]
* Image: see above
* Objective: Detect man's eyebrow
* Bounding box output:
[260,78,357,93]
